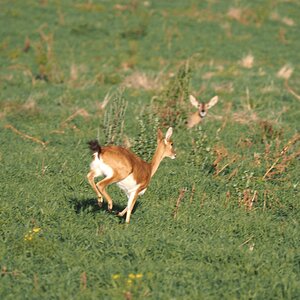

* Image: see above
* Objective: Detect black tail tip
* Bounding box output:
[88,140,101,153]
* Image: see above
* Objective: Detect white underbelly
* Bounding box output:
[90,156,147,196]
[117,173,141,195]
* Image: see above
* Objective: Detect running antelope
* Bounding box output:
[87,127,176,223]
[187,95,218,128]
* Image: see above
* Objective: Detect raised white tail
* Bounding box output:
[87,127,176,223]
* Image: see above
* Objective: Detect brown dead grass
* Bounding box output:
[67,63,90,87]
[240,189,258,211]
[277,64,293,80]
[5,124,48,148]
[227,7,254,25]
[239,54,254,69]
[227,6,267,26]
[263,133,300,180]
[122,71,163,91]
[232,110,259,124]
[212,144,239,177]
[213,82,234,94]
[227,8,243,22]
[270,12,295,26]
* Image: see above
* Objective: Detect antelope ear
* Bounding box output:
[165,127,173,141]
[206,96,218,109]
[189,95,199,108]
[157,128,164,143]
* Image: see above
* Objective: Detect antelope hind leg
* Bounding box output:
[87,171,104,206]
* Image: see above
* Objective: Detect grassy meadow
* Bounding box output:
[1,0,300,299]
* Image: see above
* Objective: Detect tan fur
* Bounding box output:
[187,111,202,128]
[87,127,176,223]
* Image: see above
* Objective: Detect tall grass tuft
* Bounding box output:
[103,89,128,146]
[34,29,64,83]
[165,61,191,105]
[131,105,160,161]
[186,126,214,173]
[156,61,192,127]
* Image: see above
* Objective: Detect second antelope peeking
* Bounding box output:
[87,127,176,224]
[187,95,218,128]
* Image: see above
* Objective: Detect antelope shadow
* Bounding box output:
[69,197,141,219]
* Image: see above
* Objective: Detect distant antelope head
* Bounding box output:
[187,95,218,128]
[87,127,175,224]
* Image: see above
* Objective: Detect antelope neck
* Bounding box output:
[150,142,165,177]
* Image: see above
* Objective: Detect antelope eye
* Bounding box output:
[170,142,173,146]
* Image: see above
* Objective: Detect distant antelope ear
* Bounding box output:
[157,128,164,143]
[165,127,173,142]
[189,95,199,108]
[206,96,218,109]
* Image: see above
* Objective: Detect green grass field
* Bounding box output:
[1,0,300,299]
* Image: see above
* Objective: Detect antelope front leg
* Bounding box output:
[87,171,103,207]
[125,191,139,224]
[117,192,130,217]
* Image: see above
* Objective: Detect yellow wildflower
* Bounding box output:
[32,227,41,233]
[112,274,120,280]
[128,273,136,279]
[127,279,132,285]
[136,273,143,279]
[24,234,33,241]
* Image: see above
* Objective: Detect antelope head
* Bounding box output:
[187,95,218,128]
[156,127,176,160]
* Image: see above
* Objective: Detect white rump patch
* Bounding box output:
[90,155,114,178]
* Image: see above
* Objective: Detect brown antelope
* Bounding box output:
[187,95,218,128]
[87,127,176,223]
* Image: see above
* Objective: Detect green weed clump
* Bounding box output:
[186,126,215,173]
[155,61,192,127]
[103,89,128,146]
[131,105,160,161]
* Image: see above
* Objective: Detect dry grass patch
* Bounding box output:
[232,110,259,124]
[213,82,234,94]
[67,63,91,87]
[239,54,254,69]
[270,12,295,26]
[277,64,300,101]
[263,133,300,180]
[122,71,164,91]
[277,64,293,80]
[227,7,243,22]
[213,144,239,177]
[227,7,255,25]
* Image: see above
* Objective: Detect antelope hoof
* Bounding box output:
[97,198,103,208]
